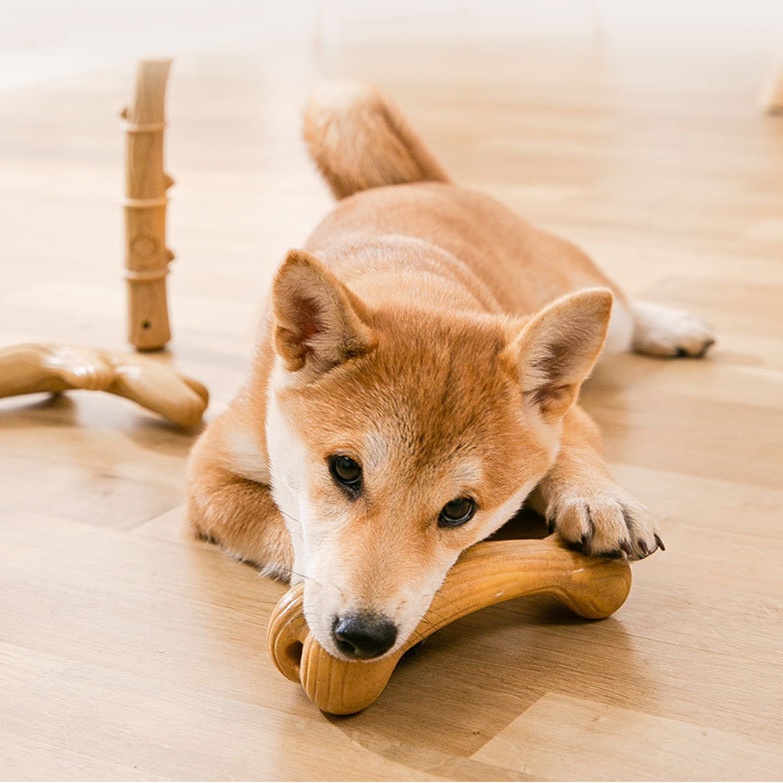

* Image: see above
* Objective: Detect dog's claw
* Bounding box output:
[654,533,666,552]
[545,488,658,563]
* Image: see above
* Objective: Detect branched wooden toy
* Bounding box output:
[0,343,208,427]
[267,535,631,715]
[120,58,176,351]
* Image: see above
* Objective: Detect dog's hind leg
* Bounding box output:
[630,300,716,358]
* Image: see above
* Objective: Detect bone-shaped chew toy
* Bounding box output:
[0,343,208,427]
[267,534,632,715]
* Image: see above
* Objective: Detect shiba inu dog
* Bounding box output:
[186,83,714,662]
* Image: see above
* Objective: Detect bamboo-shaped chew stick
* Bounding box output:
[121,59,175,351]
[0,343,208,427]
[760,58,783,114]
[268,536,631,715]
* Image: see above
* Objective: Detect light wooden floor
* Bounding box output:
[2,9,783,782]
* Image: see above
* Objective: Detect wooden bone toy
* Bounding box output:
[267,535,631,715]
[0,343,208,427]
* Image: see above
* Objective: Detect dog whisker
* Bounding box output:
[275,567,315,584]
[276,508,303,527]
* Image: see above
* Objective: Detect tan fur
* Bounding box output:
[186,83,710,659]
[303,82,450,199]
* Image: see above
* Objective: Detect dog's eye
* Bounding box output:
[438,497,476,528]
[329,455,363,496]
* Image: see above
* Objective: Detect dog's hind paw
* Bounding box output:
[631,301,716,358]
[546,486,663,561]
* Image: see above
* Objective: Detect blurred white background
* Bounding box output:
[3,0,783,89]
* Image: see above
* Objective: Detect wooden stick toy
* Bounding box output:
[0,343,207,428]
[759,56,783,113]
[267,535,632,715]
[120,58,176,351]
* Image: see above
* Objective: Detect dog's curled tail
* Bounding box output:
[303,82,450,200]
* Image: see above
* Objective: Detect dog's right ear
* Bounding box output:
[272,249,376,374]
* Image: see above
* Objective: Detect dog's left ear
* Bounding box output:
[510,288,613,421]
[272,249,376,374]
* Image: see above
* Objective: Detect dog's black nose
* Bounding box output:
[332,613,398,659]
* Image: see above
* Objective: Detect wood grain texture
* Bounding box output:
[471,693,782,780]
[122,58,175,351]
[1,6,783,780]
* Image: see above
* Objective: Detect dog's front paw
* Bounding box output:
[546,487,664,561]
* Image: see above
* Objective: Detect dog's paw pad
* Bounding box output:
[632,301,716,358]
[548,489,662,561]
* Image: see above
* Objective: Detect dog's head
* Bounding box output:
[266,249,611,660]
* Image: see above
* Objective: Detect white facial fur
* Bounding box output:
[265,365,310,581]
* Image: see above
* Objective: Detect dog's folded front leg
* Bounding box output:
[529,406,664,560]
[186,418,294,581]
